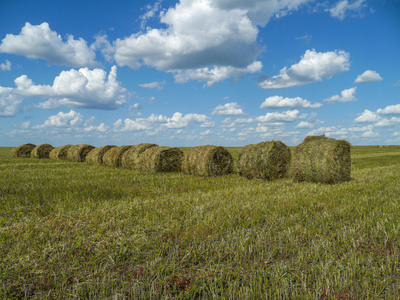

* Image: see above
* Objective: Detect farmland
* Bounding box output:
[1,146,400,299]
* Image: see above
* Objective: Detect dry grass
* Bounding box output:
[10,143,36,158]
[49,145,72,160]
[121,143,158,170]
[182,145,233,176]
[138,146,183,173]
[102,146,133,168]
[86,145,116,166]
[66,144,95,162]
[31,144,55,159]
[237,141,291,180]
[290,135,351,183]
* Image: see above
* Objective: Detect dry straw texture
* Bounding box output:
[290,135,351,184]
[49,144,72,160]
[11,143,36,158]
[121,143,158,170]
[67,144,95,162]
[182,145,234,176]
[237,141,291,180]
[138,146,183,173]
[102,146,133,167]
[31,144,55,159]
[86,145,116,166]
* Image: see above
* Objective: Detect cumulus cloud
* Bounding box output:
[200,129,212,136]
[295,121,315,129]
[361,130,379,138]
[139,81,165,90]
[0,22,97,67]
[0,59,11,71]
[324,87,357,103]
[260,96,322,109]
[354,109,381,123]
[327,0,368,20]
[13,66,128,110]
[355,70,383,83]
[164,112,209,129]
[259,49,350,89]
[212,102,245,116]
[0,87,23,116]
[33,110,84,129]
[114,0,311,84]
[377,104,400,115]
[256,110,299,122]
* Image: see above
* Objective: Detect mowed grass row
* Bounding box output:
[1,146,400,299]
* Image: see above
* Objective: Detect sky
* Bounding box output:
[0,0,399,147]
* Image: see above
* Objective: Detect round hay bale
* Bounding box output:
[86,145,116,165]
[67,144,95,162]
[49,144,72,160]
[182,145,234,176]
[290,135,351,184]
[31,144,55,159]
[102,145,134,167]
[121,143,158,170]
[11,143,36,158]
[237,141,291,180]
[138,146,183,173]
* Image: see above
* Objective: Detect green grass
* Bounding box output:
[1,146,400,299]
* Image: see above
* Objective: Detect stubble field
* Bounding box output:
[1,146,400,299]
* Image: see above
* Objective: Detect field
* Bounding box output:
[1,146,400,299]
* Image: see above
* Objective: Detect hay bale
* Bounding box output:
[49,144,72,160]
[138,146,183,173]
[182,145,234,176]
[11,143,36,158]
[290,135,351,184]
[67,144,95,162]
[121,143,158,170]
[237,141,291,180]
[102,145,133,167]
[31,144,55,159]
[86,145,116,165]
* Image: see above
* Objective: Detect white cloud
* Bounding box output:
[21,121,30,129]
[131,103,143,110]
[324,87,357,103]
[173,61,262,86]
[200,121,215,128]
[259,49,350,89]
[14,66,128,110]
[90,34,114,63]
[114,0,310,84]
[355,70,383,83]
[256,110,300,123]
[376,104,400,115]
[295,121,315,129]
[0,59,11,71]
[140,0,163,29]
[84,123,109,132]
[354,109,381,123]
[139,81,165,90]
[0,87,23,116]
[0,22,97,67]
[307,126,348,137]
[33,110,84,129]
[200,129,212,136]
[212,102,245,116]
[164,112,209,129]
[361,130,379,138]
[260,96,322,109]
[327,0,368,20]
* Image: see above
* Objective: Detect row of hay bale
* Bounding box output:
[11,135,351,183]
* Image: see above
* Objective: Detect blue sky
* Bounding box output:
[0,0,399,147]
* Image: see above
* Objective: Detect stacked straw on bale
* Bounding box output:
[31,144,55,159]
[121,143,158,170]
[86,145,116,166]
[138,146,183,173]
[11,143,36,158]
[182,145,234,176]
[237,141,291,180]
[290,135,351,184]
[49,144,72,160]
[102,145,133,167]
[67,144,95,162]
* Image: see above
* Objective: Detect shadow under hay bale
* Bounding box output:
[290,135,351,184]
[67,144,95,162]
[31,144,55,159]
[121,143,158,170]
[138,146,183,173]
[237,141,291,180]
[11,143,36,158]
[49,144,72,160]
[102,145,133,167]
[86,145,116,166]
[182,145,233,176]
